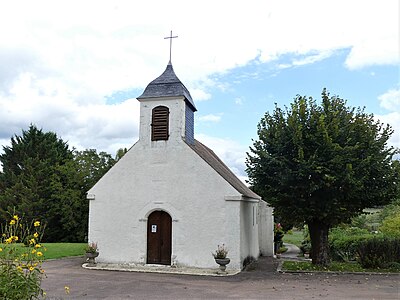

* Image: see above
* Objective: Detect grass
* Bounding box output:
[282,260,400,273]
[282,230,304,247]
[41,243,86,260]
[0,243,86,260]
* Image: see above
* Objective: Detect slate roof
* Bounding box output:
[188,139,261,200]
[137,63,197,111]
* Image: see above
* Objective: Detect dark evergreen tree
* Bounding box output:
[0,126,118,242]
[0,125,76,241]
[246,89,399,266]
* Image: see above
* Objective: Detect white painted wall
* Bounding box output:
[88,95,274,271]
[89,142,247,269]
[258,201,274,256]
[239,200,260,265]
[139,96,186,146]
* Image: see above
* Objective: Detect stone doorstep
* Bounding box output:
[82,263,241,277]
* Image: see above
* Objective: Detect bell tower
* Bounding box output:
[136,62,197,147]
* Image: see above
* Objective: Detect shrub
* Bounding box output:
[0,214,46,299]
[329,227,375,262]
[379,212,400,237]
[357,236,400,269]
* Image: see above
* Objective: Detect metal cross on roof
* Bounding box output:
[164,30,178,63]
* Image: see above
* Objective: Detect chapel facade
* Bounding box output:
[87,61,274,271]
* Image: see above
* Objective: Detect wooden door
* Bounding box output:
[147,211,172,265]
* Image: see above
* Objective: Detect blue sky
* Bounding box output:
[0,0,399,180]
[196,49,398,142]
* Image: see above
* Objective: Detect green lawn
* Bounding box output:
[0,243,86,260]
[282,261,400,273]
[283,230,304,247]
[42,243,86,260]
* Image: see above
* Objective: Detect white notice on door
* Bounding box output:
[151,225,157,233]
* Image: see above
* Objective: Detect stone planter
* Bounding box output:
[276,253,281,259]
[215,258,230,273]
[86,252,99,265]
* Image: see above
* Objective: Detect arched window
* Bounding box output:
[151,106,169,141]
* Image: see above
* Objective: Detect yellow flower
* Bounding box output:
[0,248,2,252]
[34,221,40,227]
[36,251,43,257]
[65,286,70,295]
[5,237,12,244]
[31,249,36,254]
[12,236,18,241]
[29,238,36,245]
[35,244,41,248]
[17,266,23,272]
[33,232,39,238]
[9,219,16,225]
[29,266,34,271]
[13,215,19,221]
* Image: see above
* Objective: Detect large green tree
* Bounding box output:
[246,89,399,265]
[0,125,79,241]
[0,126,118,242]
[57,149,116,241]
[74,149,116,193]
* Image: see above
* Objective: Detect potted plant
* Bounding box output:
[85,242,99,265]
[212,244,230,273]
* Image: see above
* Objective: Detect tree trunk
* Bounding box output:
[307,220,330,266]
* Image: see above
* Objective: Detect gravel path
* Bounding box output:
[41,256,399,299]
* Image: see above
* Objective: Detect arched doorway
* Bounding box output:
[147,210,172,265]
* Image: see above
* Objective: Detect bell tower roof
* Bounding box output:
[137,62,197,112]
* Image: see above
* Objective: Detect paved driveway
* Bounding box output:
[42,256,399,299]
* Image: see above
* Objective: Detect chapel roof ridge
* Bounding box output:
[137,62,197,111]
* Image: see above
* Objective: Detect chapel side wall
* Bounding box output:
[258,200,274,256]
[239,200,260,267]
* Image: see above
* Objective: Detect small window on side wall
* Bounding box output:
[151,106,169,141]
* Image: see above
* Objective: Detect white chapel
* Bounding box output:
[87,59,274,271]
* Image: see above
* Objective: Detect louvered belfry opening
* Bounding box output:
[151,106,169,141]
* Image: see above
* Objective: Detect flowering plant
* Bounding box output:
[0,213,46,299]
[212,244,228,259]
[85,242,98,254]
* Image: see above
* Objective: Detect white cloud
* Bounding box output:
[0,71,140,156]
[376,112,400,150]
[189,88,211,101]
[198,114,222,123]
[0,0,398,157]
[378,88,400,112]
